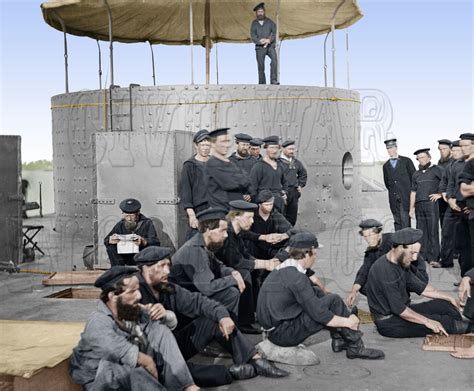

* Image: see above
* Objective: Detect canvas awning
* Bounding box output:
[41,0,363,45]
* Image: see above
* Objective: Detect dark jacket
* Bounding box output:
[229,153,257,175]
[104,214,160,249]
[383,156,416,208]
[180,156,208,211]
[250,18,276,48]
[278,157,307,188]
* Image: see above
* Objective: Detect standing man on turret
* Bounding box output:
[382,138,416,231]
[250,3,278,85]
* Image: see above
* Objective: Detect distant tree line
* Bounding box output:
[22,160,53,171]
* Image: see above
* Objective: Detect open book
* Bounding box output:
[116,234,139,254]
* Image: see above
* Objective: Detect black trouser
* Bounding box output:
[455,213,474,276]
[237,269,256,326]
[389,193,411,231]
[175,317,256,365]
[284,187,300,226]
[374,299,463,338]
[415,200,440,262]
[268,293,350,347]
[439,207,456,266]
[438,198,449,228]
[106,245,135,266]
[256,45,278,84]
[210,287,240,318]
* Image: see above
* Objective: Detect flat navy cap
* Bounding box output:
[234,133,252,143]
[452,140,460,147]
[359,219,383,230]
[437,139,452,146]
[253,2,265,11]
[134,246,172,266]
[250,138,264,147]
[391,228,423,245]
[414,148,430,156]
[263,136,280,146]
[384,138,397,148]
[119,198,141,213]
[229,200,258,211]
[193,129,210,144]
[256,190,274,203]
[208,128,230,138]
[282,139,295,148]
[288,231,320,249]
[196,207,228,223]
[459,133,474,141]
[94,266,138,290]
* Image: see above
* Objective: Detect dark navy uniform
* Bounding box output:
[437,156,454,226]
[249,160,287,214]
[366,255,462,338]
[229,153,258,175]
[458,159,474,276]
[104,214,160,266]
[411,164,443,262]
[205,156,251,211]
[250,10,277,85]
[383,156,416,230]
[278,156,307,225]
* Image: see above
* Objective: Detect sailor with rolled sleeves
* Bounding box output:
[229,133,258,175]
[382,138,416,230]
[278,139,307,225]
[257,231,385,361]
[409,148,443,263]
[181,129,211,239]
[105,198,160,266]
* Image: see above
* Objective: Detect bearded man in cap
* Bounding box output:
[249,138,264,160]
[446,133,474,277]
[70,266,199,391]
[250,2,278,85]
[181,129,211,239]
[105,198,160,266]
[278,139,307,225]
[250,136,287,214]
[243,190,295,260]
[366,228,474,338]
[205,128,252,210]
[382,138,416,230]
[229,133,258,175]
[409,148,443,264]
[135,246,289,382]
[216,200,280,334]
[257,231,385,361]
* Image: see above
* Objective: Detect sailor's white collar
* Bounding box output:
[275,258,306,274]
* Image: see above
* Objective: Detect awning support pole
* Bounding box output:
[345,30,351,89]
[215,42,219,84]
[51,10,69,93]
[331,0,346,88]
[189,0,194,85]
[104,0,114,87]
[96,40,102,90]
[149,42,156,86]
[205,0,211,85]
[323,31,329,88]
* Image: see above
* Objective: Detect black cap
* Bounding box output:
[391,228,423,245]
[193,129,210,144]
[282,139,295,148]
[413,148,430,156]
[94,266,138,289]
[234,133,252,143]
[459,133,474,141]
[384,138,397,148]
[359,219,383,230]
[250,138,264,147]
[437,139,452,146]
[263,136,279,146]
[119,198,141,213]
[229,200,258,211]
[196,207,228,223]
[253,2,265,11]
[452,140,460,147]
[256,190,274,203]
[208,128,230,139]
[288,231,320,249]
[134,246,172,266]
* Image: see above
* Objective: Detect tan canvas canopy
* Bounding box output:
[41,0,363,45]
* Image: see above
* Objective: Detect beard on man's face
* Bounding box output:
[207,240,225,251]
[124,220,138,231]
[117,296,141,321]
[238,148,249,157]
[152,281,176,295]
[396,253,410,269]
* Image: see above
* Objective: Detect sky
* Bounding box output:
[1,0,472,163]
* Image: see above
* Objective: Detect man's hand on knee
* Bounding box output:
[137,352,158,380]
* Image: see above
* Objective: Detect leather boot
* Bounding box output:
[330,330,347,353]
[339,328,385,360]
[250,357,290,378]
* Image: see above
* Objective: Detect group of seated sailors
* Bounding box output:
[69,127,474,390]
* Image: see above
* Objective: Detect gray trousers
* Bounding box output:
[210,286,240,318]
[256,46,278,84]
[87,322,194,391]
